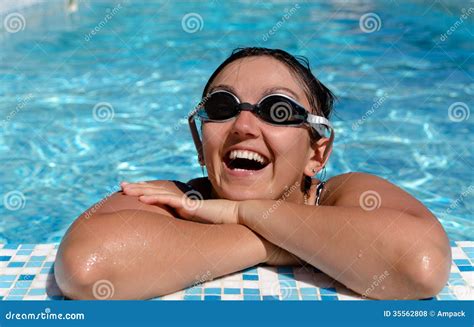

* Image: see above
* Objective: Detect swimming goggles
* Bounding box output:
[188,89,334,165]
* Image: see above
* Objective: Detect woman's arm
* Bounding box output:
[55,209,269,299]
[238,172,452,299]
[55,181,298,299]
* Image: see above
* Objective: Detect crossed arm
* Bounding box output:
[55,172,451,300]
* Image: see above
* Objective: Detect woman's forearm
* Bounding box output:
[55,209,268,299]
[239,200,451,299]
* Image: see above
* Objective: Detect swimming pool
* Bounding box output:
[0,0,472,244]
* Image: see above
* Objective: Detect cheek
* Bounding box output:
[201,124,227,160]
[270,129,310,160]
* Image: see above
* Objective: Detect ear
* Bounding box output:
[304,136,333,177]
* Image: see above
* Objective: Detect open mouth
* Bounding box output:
[223,149,270,171]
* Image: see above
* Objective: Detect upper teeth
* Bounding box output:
[229,150,267,164]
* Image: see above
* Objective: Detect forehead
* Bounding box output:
[209,56,306,101]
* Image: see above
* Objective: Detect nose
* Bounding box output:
[230,110,261,138]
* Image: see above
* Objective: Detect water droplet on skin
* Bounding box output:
[422,255,431,269]
[381,286,385,290]
[358,251,363,258]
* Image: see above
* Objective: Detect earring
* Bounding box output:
[200,164,206,177]
[311,168,317,173]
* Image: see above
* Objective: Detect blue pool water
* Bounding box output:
[0,1,472,243]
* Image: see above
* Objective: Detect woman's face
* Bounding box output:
[202,56,321,201]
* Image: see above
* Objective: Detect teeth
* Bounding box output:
[229,150,267,165]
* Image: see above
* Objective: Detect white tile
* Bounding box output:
[456,241,474,247]
[12,255,30,261]
[31,280,47,288]
[221,281,242,288]
[202,280,220,288]
[21,268,41,275]
[460,271,474,285]
[161,292,183,300]
[451,247,468,259]
[0,250,17,256]
[36,244,54,250]
[31,250,50,256]
[23,295,47,300]
[242,281,259,288]
[2,268,22,275]
[221,294,242,300]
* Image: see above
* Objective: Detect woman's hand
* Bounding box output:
[120,181,240,224]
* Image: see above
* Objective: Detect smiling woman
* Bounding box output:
[54,47,451,300]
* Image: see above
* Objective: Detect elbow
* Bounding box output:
[403,245,452,299]
[54,216,114,300]
[55,240,112,300]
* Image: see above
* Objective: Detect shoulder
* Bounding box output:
[320,172,433,219]
[322,171,399,206]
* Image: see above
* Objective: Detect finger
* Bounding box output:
[139,194,183,208]
[122,186,168,196]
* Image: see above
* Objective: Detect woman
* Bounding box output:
[55,47,451,300]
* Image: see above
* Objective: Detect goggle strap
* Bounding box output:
[307,114,333,137]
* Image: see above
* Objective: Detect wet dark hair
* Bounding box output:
[202,47,335,120]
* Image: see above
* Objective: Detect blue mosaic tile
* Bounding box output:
[458,266,474,272]
[4,296,23,300]
[2,244,19,250]
[462,247,474,253]
[20,244,35,249]
[0,256,12,261]
[243,274,258,280]
[28,289,46,296]
[0,282,13,288]
[243,288,260,295]
[320,287,337,295]
[204,288,221,295]
[438,294,457,300]
[282,294,300,300]
[14,281,32,288]
[7,262,25,267]
[185,287,202,295]
[0,275,16,282]
[41,268,52,274]
[279,280,296,287]
[30,256,46,261]
[277,267,293,273]
[18,275,35,281]
[9,288,28,296]
[16,250,32,255]
[262,295,279,301]
[321,295,338,301]
[278,274,295,281]
[449,273,462,279]
[223,288,240,294]
[241,267,258,274]
[184,295,202,300]
[300,288,317,295]
[25,262,42,267]
[454,259,470,266]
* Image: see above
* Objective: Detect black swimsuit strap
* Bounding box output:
[315,181,326,206]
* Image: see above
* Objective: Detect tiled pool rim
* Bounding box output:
[0,241,472,300]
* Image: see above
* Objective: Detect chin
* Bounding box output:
[218,186,267,201]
